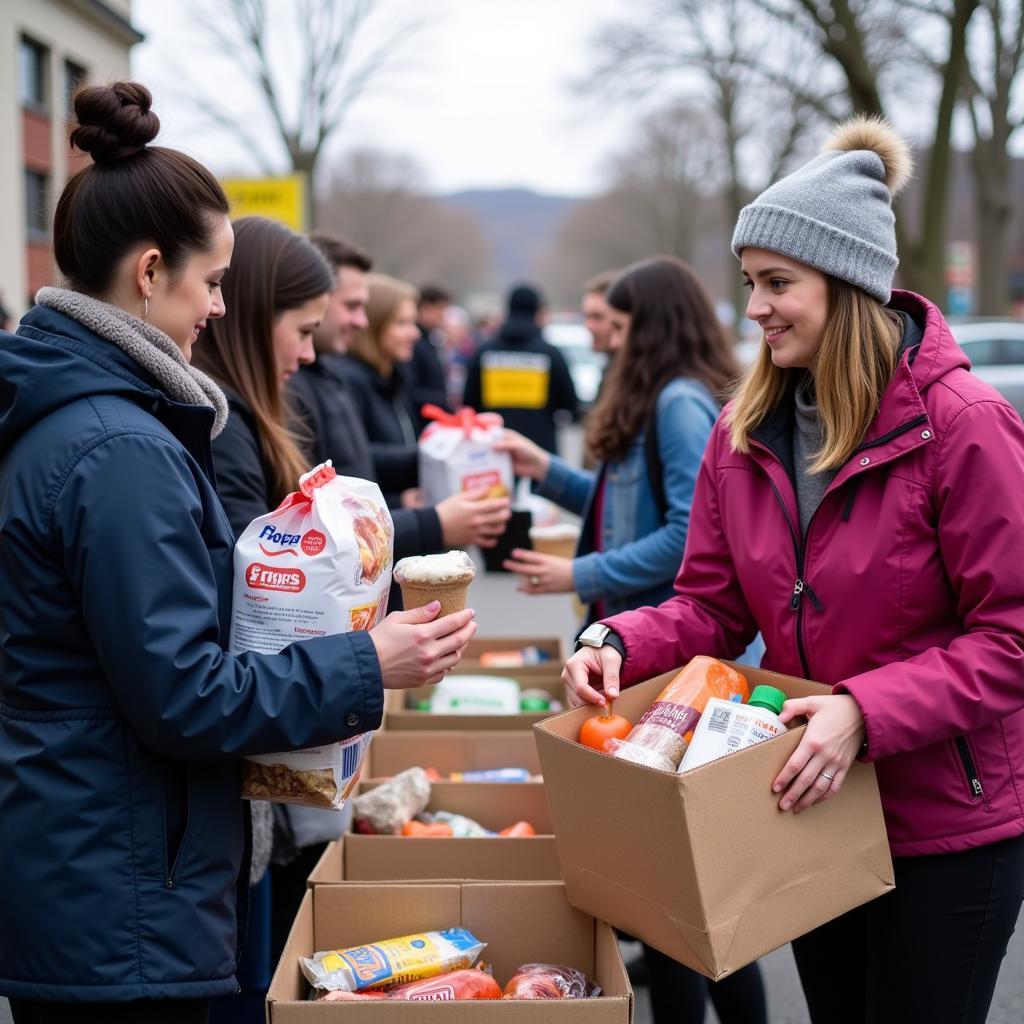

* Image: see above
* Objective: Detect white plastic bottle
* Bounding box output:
[677,685,788,773]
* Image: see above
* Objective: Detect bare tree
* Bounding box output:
[173,0,426,221]
[584,0,839,326]
[763,0,980,301]
[319,148,494,298]
[962,0,1024,313]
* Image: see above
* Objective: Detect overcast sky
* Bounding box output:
[132,0,641,197]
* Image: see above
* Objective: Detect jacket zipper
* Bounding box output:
[954,736,984,800]
[767,478,821,678]
[760,412,928,678]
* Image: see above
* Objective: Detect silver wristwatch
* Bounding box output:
[577,624,611,649]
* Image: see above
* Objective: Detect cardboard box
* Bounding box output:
[456,636,565,681]
[335,780,561,882]
[268,882,633,1021]
[367,731,542,779]
[384,675,567,732]
[534,661,895,980]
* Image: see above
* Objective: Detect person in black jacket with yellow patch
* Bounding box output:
[463,283,579,454]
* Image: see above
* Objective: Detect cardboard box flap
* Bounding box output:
[312,883,463,951]
[461,882,595,981]
[368,730,541,778]
[306,838,343,887]
[269,889,315,1003]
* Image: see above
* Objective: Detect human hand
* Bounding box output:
[494,429,550,481]
[772,694,866,813]
[503,548,574,594]
[562,645,622,707]
[436,486,512,548]
[400,488,424,509]
[370,602,477,689]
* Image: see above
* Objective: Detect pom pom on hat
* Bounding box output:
[825,115,913,196]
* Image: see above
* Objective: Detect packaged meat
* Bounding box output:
[351,768,431,834]
[607,657,750,772]
[231,461,392,808]
[502,963,601,999]
[385,967,502,1001]
[300,927,485,993]
[418,404,513,506]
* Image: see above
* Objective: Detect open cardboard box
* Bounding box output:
[334,780,561,882]
[367,731,542,779]
[534,661,895,980]
[384,675,567,732]
[454,636,566,681]
[267,882,633,1021]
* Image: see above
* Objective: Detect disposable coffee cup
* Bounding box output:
[529,523,580,560]
[394,550,476,617]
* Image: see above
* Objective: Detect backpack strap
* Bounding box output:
[644,398,668,520]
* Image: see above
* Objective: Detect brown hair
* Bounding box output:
[586,257,739,463]
[193,217,333,503]
[308,231,372,273]
[583,269,618,296]
[53,81,229,296]
[727,277,902,471]
[348,273,419,376]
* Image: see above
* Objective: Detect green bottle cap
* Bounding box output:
[747,685,787,716]
[520,696,551,712]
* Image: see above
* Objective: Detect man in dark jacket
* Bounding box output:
[463,283,578,454]
[404,284,452,422]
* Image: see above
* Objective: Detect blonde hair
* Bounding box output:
[727,277,902,472]
[348,273,419,376]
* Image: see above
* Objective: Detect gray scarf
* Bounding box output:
[35,286,229,437]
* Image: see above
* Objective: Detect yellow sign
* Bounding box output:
[481,352,551,409]
[221,174,308,232]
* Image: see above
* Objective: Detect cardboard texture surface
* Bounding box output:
[366,730,542,779]
[267,882,633,1021]
[342,780,561,882]
[456,636,565,681]
[534,661,895,980]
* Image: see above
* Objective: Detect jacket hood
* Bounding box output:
[890,290,969,390]
[496,316,542,347]
[0,306,164,457]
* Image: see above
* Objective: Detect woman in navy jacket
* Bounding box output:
[0,82,475,1023]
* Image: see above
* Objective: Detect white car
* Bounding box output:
[949,320,1024,418]
[543,320,608,407]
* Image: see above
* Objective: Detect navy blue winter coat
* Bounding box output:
[0,306,383,1002]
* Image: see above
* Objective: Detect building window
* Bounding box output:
[18,37,49,111]
[64,60,88,117]
[25,170,48,237]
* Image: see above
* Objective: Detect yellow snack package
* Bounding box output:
[300,928,486,993]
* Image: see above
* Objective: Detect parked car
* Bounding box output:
[543,319,608,408]
[949,319,1024,419]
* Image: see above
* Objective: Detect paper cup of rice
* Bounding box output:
[393,550,477,616]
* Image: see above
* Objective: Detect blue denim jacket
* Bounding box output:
[537,377,718,616]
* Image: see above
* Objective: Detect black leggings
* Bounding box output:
[791,832,1024,1024]
[9,999,208,1023]
[645,945,767,1024]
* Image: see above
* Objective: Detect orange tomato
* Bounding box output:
[578,711,633,752]
[499,820,537,837]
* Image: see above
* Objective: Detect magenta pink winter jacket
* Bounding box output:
[602,292,1024,857]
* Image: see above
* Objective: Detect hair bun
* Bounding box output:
[70,81,160,163]
[824,115,913,196]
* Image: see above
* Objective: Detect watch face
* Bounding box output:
[580,625,609,646]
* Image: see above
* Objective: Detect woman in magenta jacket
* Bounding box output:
[564,117,1024,1024]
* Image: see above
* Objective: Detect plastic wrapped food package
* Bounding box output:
[608,657,750,772]
[502,963,601,999]
[351,767,431,834]
[231,462,392,808]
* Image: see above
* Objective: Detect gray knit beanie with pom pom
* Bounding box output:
[731,116,913,303]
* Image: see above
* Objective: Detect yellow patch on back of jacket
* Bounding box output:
[481,351,551,409]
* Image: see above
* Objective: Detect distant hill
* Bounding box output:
[440,188,580,288]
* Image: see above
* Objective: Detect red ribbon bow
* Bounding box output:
[421,404,503,438]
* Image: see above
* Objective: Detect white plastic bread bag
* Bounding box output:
[230,461,393,808]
